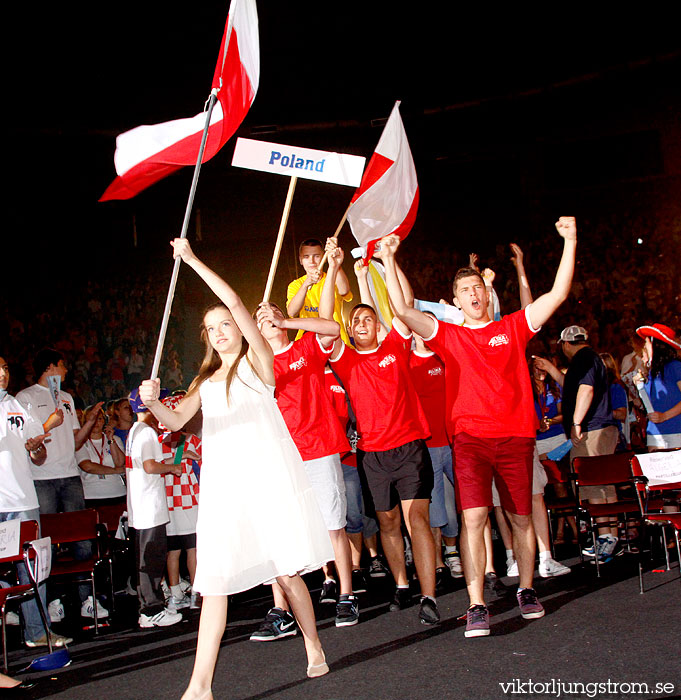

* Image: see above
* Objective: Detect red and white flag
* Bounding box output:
[99,0,259,202]
[347,101,419,262]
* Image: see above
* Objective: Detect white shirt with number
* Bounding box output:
[0,395,42,511]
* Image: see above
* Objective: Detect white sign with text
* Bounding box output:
[635,451,681,487]
[232,138,365,187]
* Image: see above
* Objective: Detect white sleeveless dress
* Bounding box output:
[193,357,333,596]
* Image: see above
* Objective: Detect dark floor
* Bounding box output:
[4,548,680,700]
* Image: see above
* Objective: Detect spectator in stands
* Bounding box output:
[1,355,72,649]
[16,348,109,620]
[635,323,681,450]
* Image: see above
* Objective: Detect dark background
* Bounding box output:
[5,3,680,317]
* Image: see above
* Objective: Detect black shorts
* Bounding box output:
[167,532,197,551]
[357,439,433,512]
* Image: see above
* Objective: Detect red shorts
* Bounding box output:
[452,433,534,515]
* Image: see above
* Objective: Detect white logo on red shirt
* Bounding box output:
[289,357,308,371]
[329,385,345,394]
[378,354,396,368]
[488,334,510,347]
[428,367,443,376]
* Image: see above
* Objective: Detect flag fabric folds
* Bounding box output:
[347,101,419,262]
[99,0,259,202]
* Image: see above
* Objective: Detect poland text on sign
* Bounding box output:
[232,138,365,187]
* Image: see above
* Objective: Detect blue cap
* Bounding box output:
[128,387,168,413]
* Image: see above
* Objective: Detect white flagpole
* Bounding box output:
[149,0,239,381]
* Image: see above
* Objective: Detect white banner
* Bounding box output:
[30,537,52,584]
[635,451,681,487]
[232,137,365,187]
[0,519,21,558]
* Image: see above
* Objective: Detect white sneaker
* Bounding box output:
[190,592,201,610]
[48,598,65,622]
[506,557,519,577]
[81,595,109,619]
[602,535,618,556]
[179,578,192,594]
[160,579,171,602]
[444,552,464,578]
[4,611,20,625]
[168,593,191,611]
[539,557,571,578]
[139,607,182,628]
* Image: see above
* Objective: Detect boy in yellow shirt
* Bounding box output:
[287,238,353,345]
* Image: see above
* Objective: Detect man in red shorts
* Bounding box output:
[380,217,577,637]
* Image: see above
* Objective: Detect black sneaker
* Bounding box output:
[418,596,440,625]
[435,566,449,593]
[249,607,298,641]
[335,594,359,627]
[368,556,389,578]
[389,587,413,611]
[351,568,368,594]
[484,572,510,598]
[319,579,338,604]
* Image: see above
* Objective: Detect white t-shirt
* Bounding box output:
[15,384,81,480]
[0,395,42,511]
[125,422,169,529]
[76,435,126,500]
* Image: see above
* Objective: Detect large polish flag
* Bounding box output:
[99,0,259,202]
[347,101,419,262]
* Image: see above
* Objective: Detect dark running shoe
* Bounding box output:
[484,572,510,598]
[335,594,359,627]
[418,596,440,625]
[249,607,298,641]
[435,566,449,592]
[319,579,338,604]
[389,587,413,611]
[517,588,545,620]
[351,568,368,594]
[464,604,490,638]
[368,556,389,578]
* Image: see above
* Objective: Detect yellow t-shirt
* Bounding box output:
[286,273,353,345]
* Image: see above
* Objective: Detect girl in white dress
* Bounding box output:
[140,238,333,700]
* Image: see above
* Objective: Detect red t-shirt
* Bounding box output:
[424,308,539,438]
[409,351,449,448]
[324,368,356,466]
[330,326,430,452]
[273,333,349,461]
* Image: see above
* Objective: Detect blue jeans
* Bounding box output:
[0,509,50,643]
[428,445,459,537]
[342,463,379,537]
[34,476,93,602]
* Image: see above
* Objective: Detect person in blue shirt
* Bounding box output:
[600,352,630,451]
[636,323,681,450]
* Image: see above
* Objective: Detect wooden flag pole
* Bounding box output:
[317,201,352,272]
[262,176,298,302]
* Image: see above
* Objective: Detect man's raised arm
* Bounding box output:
[380,235,436,339]
[527,217,577,330]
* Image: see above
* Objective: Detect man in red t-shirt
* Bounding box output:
[380,217,577,637]
[324,244,440,626]
[253,247,358,633]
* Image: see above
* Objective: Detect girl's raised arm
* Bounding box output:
[170,239,274,383]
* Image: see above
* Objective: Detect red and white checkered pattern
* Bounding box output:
[160,432,201,510]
